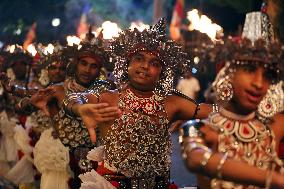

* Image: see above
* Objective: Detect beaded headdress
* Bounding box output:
[65,28,114,79]
[213,11,284,121]
[3,45,33,70]
[76,28,113,72]
[109,18,191,95]
[214,11,282,85]
[37,43,66,70]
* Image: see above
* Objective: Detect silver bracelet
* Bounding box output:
[200,150,213,168]
[217,152,228,179]
[212,103,219,113]
[182,142,211,159]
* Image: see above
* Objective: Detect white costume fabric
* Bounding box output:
[0,111,18,174]
[79,146,115,189]
[33,128,71,189]
[5,125,36,185]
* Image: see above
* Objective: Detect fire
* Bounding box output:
[187,9,223,41]
[7,45,16,53]
[44,43,54,55]
[27,44,37,56]
[96,21,121,39]
[66,35,81,46]
[129,21,150,32]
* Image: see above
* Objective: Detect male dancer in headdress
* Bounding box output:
[65,19,213,189]
[31,31,115,189]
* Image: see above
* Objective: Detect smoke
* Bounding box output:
[65,0,154,30]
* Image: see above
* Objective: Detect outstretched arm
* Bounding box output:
[0,72,37,97]
[64,92,120,142]
[166,91,214,122]
[180,120,284,188]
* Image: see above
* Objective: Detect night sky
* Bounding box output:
[0,0,262,44]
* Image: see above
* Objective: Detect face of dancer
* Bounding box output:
[230,64,273,113]
[75,56,101,88]
[11,61,28,80]
[47,62,66,83]
[128,51,162,92]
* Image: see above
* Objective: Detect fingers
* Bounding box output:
[87,127,97,143]
[92,103,110,109]
[100,111,120,118]
[97,106,119,114]
[98,117,118,122]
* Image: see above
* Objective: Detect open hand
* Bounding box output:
[76,103,121,142]
[30,88,56,116]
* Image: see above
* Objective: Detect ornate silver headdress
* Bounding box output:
[213,11,284,122]
[108,18,192,95]
[242,11,275,45]
[66,28,114,76]
[36,43,66,86]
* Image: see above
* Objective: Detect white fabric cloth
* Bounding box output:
[79,169,115,189]
[13,125,33,158]
[0,111,18,162]
[33,128,71,189]
[87,146,105,162]
[176,77,200,99]
[5,155,36,185]
[4,124,35,185]
[87,146,117,172]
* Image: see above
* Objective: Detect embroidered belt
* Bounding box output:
[103,173,169,189]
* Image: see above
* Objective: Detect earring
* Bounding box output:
[39,69,50,86]
[215,75,233,102]
[257,81,283,119]
[98,70,106,80]
[257,96,278,119]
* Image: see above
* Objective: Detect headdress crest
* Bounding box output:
[109,18,192,95]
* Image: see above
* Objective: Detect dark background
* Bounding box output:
[0,0,262,44]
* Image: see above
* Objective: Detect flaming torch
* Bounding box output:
[186,9,223,42]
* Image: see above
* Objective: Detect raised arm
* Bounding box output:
[166,90,215,122]
[180,120,284,189]
[63,91,120,142]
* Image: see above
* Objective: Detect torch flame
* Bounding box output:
[187,9,223,41]
[44,43,54,55]
[96,21,121,39]
[66,36,81,46]
[129,21,150,32]
[8,45,16,53]
[27,44,37,56]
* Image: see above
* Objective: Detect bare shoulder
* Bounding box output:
[270,113,284,128]
[270,113,284,140]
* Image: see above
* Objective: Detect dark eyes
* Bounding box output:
[150,60,161,67]
[132,54,144,62]
[132,54,161,68]
[79,60,98,68]
[240,64,276,82]
[241,64,257,73]
[79,60,88,66]
[48,65,65,71]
